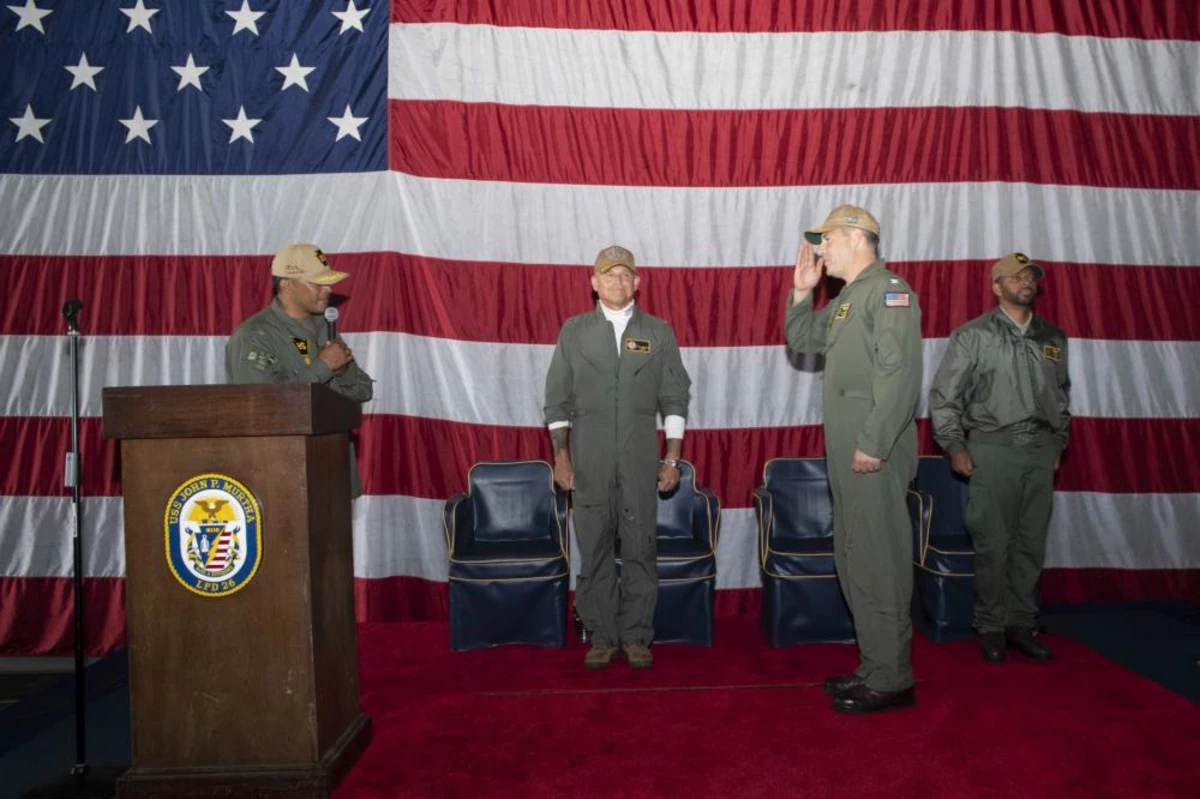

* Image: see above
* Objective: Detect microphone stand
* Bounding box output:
[24,301,124,798]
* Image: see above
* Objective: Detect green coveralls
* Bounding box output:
[544,305,691,648]
[785,259,923,691]
[225,300,374,497]
[929,308,1070,633]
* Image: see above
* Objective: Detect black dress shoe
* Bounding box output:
[832,683,917,714]
[1007,627,1053,661]
[822,672,864,697]
[980,631,1006,663]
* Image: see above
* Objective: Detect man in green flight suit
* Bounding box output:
[784,205,923,714]
[225,243,374,497]
[929,253,1070,663]
[544,245,692,671]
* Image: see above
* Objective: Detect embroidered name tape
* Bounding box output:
[625,338,652,353]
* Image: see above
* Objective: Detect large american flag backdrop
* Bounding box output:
[1,1,1197,655]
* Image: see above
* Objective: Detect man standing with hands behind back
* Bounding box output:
[929,253,1070,664]
[544,245,691,671]
[784,206,923,714]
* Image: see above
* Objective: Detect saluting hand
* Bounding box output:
[793,242,824,301]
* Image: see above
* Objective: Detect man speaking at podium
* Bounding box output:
[225,243,374,496]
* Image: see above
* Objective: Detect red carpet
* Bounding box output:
[336,618,1199,798]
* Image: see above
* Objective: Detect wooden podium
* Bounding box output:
[103,384,371,798]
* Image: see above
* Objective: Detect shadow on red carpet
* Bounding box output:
[335,617,1199,798]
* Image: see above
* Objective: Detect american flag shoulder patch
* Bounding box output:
[884,292,911,308]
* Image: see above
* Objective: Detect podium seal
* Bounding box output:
[164,473,263,597]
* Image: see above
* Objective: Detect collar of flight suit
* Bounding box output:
[992,305,1038,337]
[846,258,887,287]
[269,299,322,339]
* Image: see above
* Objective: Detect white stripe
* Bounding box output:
[389,25,1200,115]
[4,493,1197,581]
[4,334,1197,425]
[0,496,125,578]
[352,494,449,581]
[2,173,1198,268]
[1044,492,1200,570]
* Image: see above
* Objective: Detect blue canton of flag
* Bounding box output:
[1,0,386,175]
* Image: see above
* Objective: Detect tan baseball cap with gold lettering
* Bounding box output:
[270,243,349,285]
[595,245,637,276]
[804,205,881,245]
[992,252,1044,281]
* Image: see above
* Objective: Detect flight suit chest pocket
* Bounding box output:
[825,301,856,353]
[828,302,853,329]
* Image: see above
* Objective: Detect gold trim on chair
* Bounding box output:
[658,574,716,585]
[447,571,570,584]
[909,479,974,575]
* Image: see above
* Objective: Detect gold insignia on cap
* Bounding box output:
[314,248,329,266]
[1016,253,1029,264]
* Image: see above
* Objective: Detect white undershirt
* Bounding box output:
[999,306,1033,335]
[548,301,686,440]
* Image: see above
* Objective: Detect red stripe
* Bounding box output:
[0,417,115,497]
[0,577,126,656]
[6,416,1199,502]
[4,569,1197,655]
[1041,568,1200,605]
[359,416,1200,504]
[390,0,1200,40]
[6,254,1198,344]
[390,102,1200,191]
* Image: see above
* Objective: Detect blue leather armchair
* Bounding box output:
[443,461,570,651]
[910,455,975,641]
[753,458,854,647]
[631,460,719,646]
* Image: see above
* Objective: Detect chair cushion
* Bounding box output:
[764,546,837,578]
[656,537,713,560]
[657,545,715,581]
[450,538,567,581]
[923,541,975,575]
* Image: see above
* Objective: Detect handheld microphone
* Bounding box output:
[324,306,339,340]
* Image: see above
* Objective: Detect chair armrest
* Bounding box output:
[690,487,720,553]
[443,492,471,556]
[751,487,772,568]
[906,489,931,565]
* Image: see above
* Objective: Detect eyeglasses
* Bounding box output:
[1000,272,1039,286]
